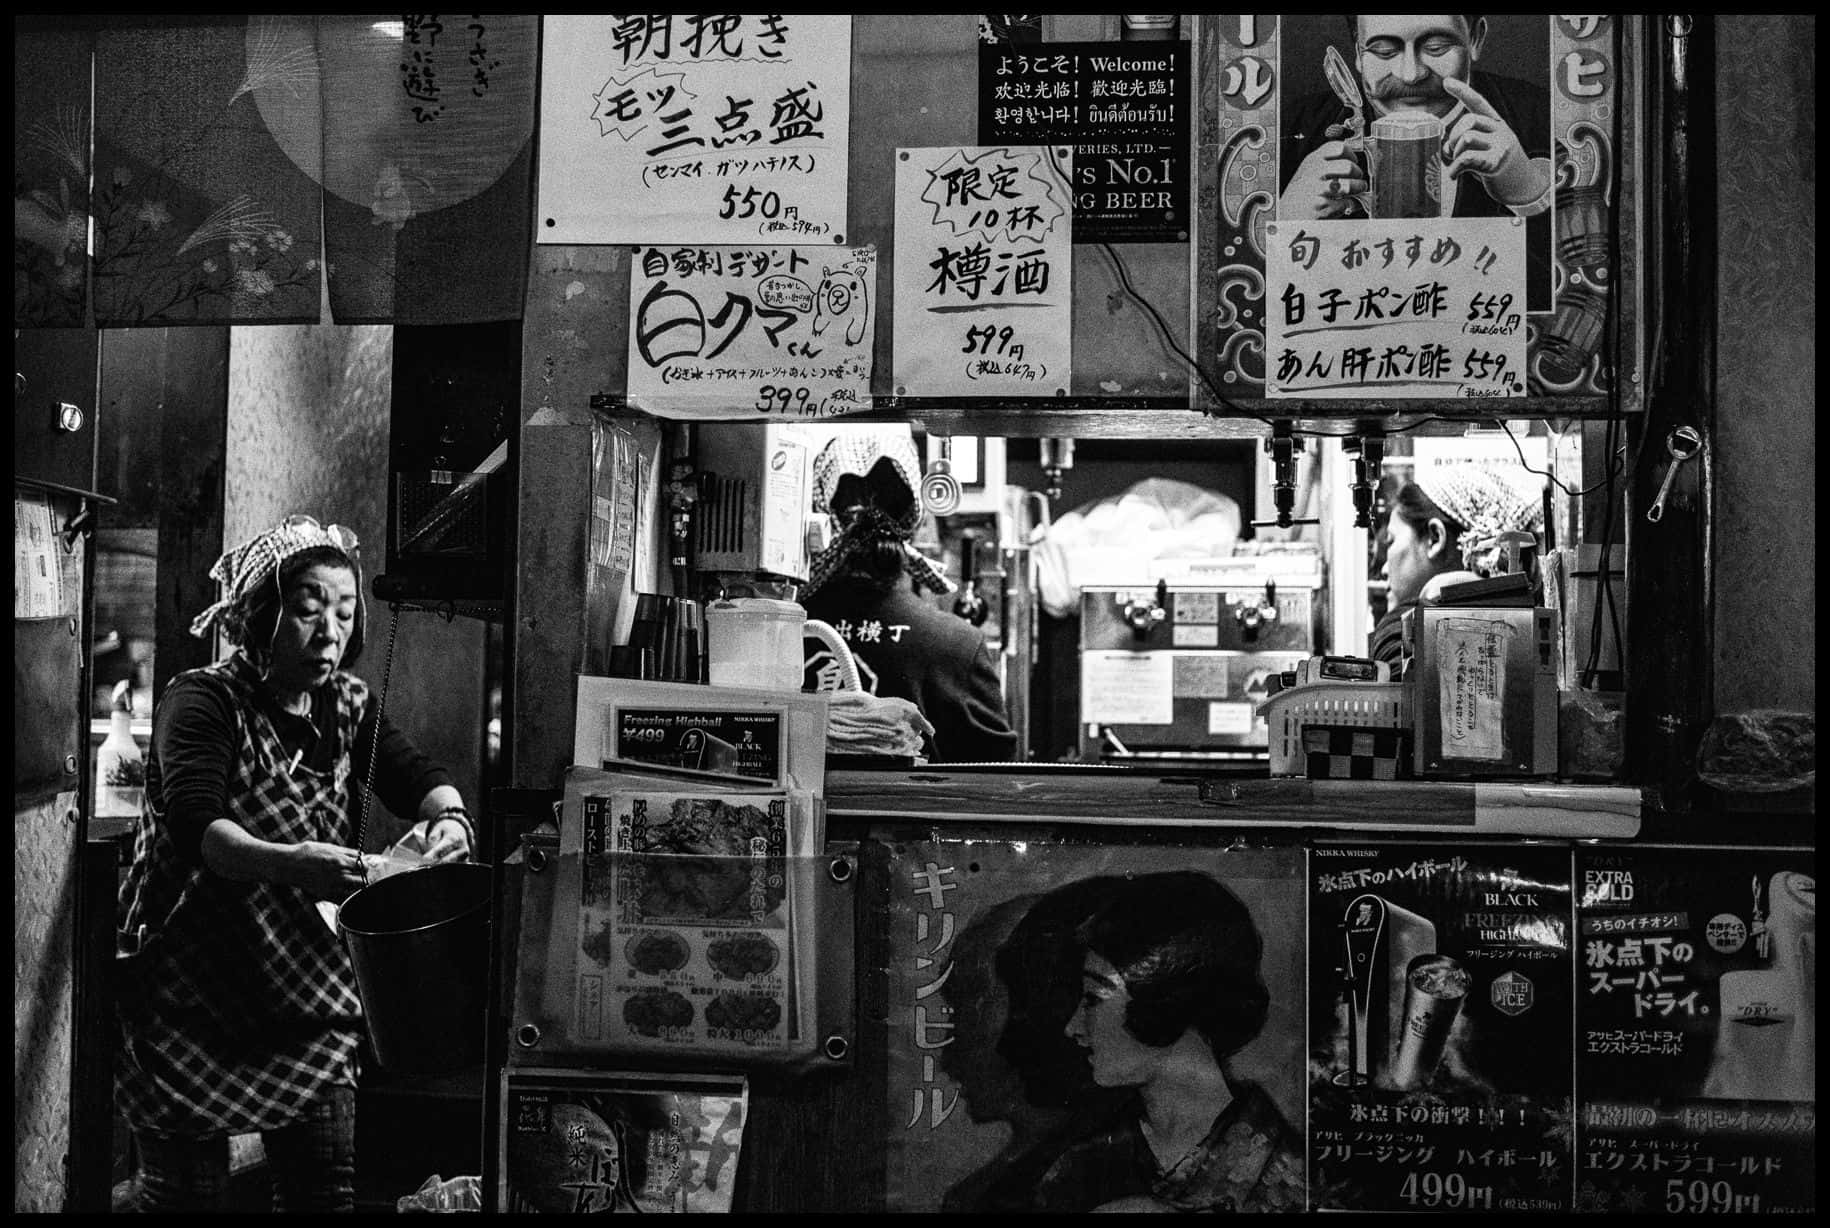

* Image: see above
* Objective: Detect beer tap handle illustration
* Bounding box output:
[1339,897,1384,1086]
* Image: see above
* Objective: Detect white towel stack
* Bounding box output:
[826,691,935,760]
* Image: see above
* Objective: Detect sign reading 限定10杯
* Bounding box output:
[1267,217,1527,400]
[893,145,1074,398]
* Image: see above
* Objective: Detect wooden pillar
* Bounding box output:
[1626,17,1715,824]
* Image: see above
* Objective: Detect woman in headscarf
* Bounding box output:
[800,428,1018,763]
[1371,463,1546,668]
[115,514,474,1212]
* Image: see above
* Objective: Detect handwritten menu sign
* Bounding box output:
[1266,217,1527,399]
[892,145,1073,398]
[536,15,851,244]
[626,244,875,419]
[1309,844,1575,1214]
[1436,617,1515,762]
[1574,847,1816,1216]
[978,41,1190,243]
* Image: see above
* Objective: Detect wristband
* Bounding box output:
[431,807,476,850]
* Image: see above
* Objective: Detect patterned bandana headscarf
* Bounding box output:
[189,514,362,642]
[805,429,955,599]
[1415,464,1544,571]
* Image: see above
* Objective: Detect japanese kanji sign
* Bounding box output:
[1266,216,1527,399]
[537,15,852,244]
[1308,844,1574,1212]
[885,839,1305,1212]
[626,244,875,419]
[1573,847,1815,1215]
[892,145,1074,398]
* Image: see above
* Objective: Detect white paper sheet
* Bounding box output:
[626,244,875,419]
[537,15,852,244]
[1266,216,1527,399]
[893,144,1074,397]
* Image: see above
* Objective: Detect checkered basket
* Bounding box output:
[1260,681,1409,777]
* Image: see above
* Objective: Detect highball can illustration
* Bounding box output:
[1391,953,1471,1090]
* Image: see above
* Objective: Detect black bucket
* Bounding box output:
[337,862,492,1075]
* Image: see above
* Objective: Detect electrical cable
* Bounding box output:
[1580,34,1639,689]
[1097,241,1461,438]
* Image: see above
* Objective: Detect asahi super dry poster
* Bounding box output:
[1574,846,1815,1215]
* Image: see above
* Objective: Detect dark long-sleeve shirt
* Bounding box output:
[151,663,452,862]
[803,580,1019,764]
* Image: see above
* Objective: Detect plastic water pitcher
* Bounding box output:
[705,597,858,691]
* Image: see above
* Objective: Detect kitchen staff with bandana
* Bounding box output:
[800,428,1018,764]
[1371,462,1546,668]
[114,514,474,1212]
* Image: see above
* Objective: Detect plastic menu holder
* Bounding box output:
[505,768,855,1073]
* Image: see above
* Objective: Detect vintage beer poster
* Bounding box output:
[884,839,1307,1213]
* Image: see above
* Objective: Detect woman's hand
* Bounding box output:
[288,839,369,902]
[423,818,472,863]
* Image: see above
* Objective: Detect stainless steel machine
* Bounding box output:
[1076,551,1323,760]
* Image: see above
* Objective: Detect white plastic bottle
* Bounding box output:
[95,678,145,818]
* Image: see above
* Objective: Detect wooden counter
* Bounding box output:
[825,765,1642,838]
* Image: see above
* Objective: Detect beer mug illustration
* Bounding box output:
[1390,953,1471,1090]
[1348,110,1444,220]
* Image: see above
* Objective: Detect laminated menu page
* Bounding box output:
[574,788,816,1057]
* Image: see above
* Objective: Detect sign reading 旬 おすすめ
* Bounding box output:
[1267,217,1527,399]
[536,14,851,245]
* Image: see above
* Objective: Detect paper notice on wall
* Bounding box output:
[626,245,875,419]
[1435,616,1516,760]
[13,494,63,619]
[1079,651,1173,725]
[893,145,1074,397]
[536,15,852,244]
[1266,217,1527,399]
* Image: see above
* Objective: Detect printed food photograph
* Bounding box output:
[704,992,783,1035]
[621,988,695,1038]
[624,930,693,976]
[707,933,781,979]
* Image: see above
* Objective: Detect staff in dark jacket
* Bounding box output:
[800,429,1018,764]
[116,514,474,1212]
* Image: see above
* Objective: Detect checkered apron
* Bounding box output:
[116,655,370,1136]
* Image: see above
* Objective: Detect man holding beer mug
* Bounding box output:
[1276,15,1554,310]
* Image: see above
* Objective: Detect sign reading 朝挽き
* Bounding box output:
[536,14,851,245]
